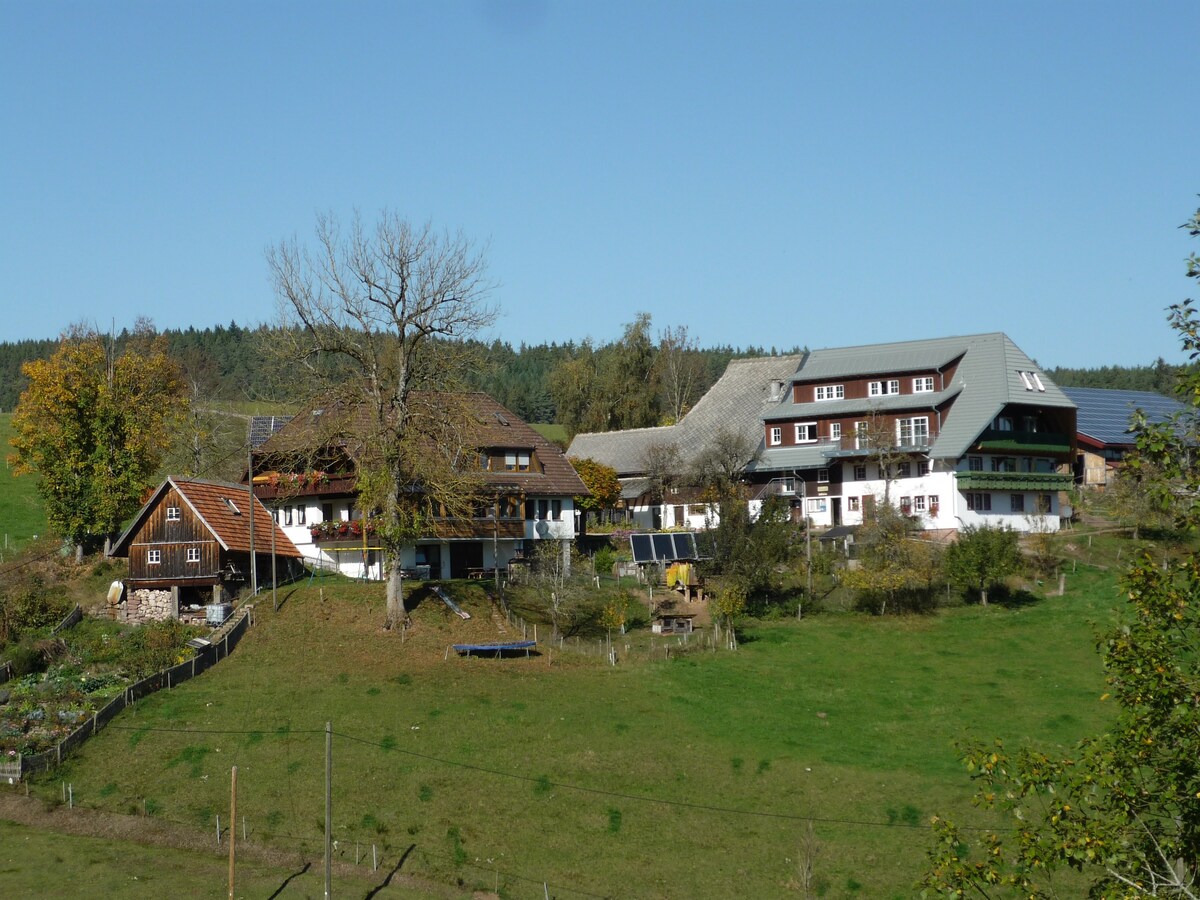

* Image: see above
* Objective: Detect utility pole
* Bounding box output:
[228,766,237,900]
[247,439,257,595]
[270,501,278,612]
[325,721,332,900]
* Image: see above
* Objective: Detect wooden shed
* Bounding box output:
[109,477,302,623]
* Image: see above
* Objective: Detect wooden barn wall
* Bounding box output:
[126,487,222,582]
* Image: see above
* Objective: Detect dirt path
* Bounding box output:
[0,789,462,897]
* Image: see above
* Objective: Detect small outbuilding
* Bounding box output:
[109,477,303,623]
[652,614,696,635]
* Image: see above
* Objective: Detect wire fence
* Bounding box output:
[5,606,253,782]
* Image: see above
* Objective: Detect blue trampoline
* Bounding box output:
[452,640,536,658]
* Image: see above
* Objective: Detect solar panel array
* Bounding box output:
[1062,387,1191,446]
[629,532,698,563]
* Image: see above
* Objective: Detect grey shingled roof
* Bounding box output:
[565,355,804,474]
[1063,387,1191,447]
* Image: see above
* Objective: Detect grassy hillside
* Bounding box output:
[29,555,1126,899]
[0,413,47,553]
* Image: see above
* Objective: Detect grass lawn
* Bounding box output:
[0,413,48,553]
[35,551,1126,899]
[0,818,458,898]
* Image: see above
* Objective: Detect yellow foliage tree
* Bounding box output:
[7,323,187,558]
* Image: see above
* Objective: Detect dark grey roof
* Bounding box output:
[567,426,677,476]
[250,415,294,448]
[1062,387,1191,447]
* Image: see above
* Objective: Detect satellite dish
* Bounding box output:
[535,520,550,538]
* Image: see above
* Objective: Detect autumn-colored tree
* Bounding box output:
[568,456,620,527]
[7,323,187,559]
[841,502,940,614]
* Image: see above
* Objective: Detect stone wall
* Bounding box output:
[125,588,178,624]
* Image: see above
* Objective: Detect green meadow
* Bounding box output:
[33,552,1125,899]
[0,413,48,552]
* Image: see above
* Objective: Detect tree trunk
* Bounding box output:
[385,551,404,628]
[980,586,988,607]
[75,543,84,564]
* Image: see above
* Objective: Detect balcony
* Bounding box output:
[308,517,528,545]
[253,472,357,500]
[955,471,1073,492]
[973,429,1072,455]
[820,434,934,459]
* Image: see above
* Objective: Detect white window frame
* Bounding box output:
[147,549,161,565]
[912,376,934,393]
[868,379,900,397]
[817,468,829,484]
[794,422,817,444]
[847,496,861,512]
[829,422,842,441]
[166,506,180,521]
[186,547,200,563]
[806,498,827,514]
[780,477,796,495]
[855,421,870,449]
[769,426,782,446]
[1019,370,1035,391]
[897,416,929,446]
[914,495,927,512]
[814,384,844,401]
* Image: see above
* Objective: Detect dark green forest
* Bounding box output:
[0,321,1189,429]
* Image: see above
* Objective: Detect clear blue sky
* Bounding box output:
[2,1,1196,368]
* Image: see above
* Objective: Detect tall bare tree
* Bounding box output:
[267,211,496,627]
[656,324,705,424]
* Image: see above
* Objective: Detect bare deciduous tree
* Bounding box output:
[656,324,705,424]
[267,211,496,627]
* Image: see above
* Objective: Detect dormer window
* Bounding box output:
[794,422,817,443]
[814,384,844,401]
[868,380,900,397]
[912,377,934,393]
[769,426,782,446]
[166,506,180,521]
[505,451,531,472]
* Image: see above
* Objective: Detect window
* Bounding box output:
[853,464,867,480]
[914,495,927,512]
[1011,494,1025,513]
[1023,415,1040,433]
[855,421,870,449]
[284,506,293,526]
[992,457,1016,473]
[296,505,306,526]
[1019,370,1035,391]
[321,502,333,522]
[917,461,930,477]
[994,415,1014,431]
[897,462,911,479]
[769,426,782,446]
[966,492,991,511]
[817,468,829,484]
[897,416,929,446]
[928,494,939,512]
[968,456,983,471]
[166,506,180,521]
[780,477,796,494]
[900,496,912,514]
[794,422,817,443]
[551,499,562,521]
[847,496,861,512]
[868,379,900,396]
[814,384,844,401]
[1037,493,1053,514]
[829,422,842,441]
[537,499,549,520]
[505,451,531,472]
[147,549,161,565]
[806,498,827,513]
[912,376,934,393]
[1031,372,1046,391]
[222,498,241,516]
[186,547,200,563]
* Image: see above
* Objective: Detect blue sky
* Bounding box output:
[2,1,1196,368]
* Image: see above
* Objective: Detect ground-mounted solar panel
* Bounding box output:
[630,533,655,563]
[628,532,699,563]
